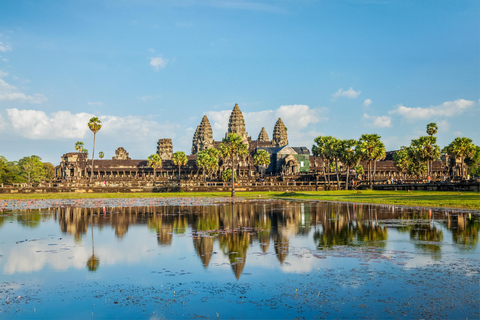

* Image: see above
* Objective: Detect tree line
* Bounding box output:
[312,123,479,189]
[0,155,55,184]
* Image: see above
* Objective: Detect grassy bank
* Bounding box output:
[0,190,478,210]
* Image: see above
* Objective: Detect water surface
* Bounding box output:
[0,199,478,319]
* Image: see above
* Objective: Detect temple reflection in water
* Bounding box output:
[41,201,479,278]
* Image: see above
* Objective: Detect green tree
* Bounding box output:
[75,141,84,152]
[253,150,271,178]
[465,146,480,177]
[88,117,102,182]
[43,162,55,180]
[426,122,438,136]
[99,151,104,159]
[147,154,162,181]
[443,137,477,179]
[222,169,236,182]
[205,148,220,179]
[354,164,364,175]
[18,155,45,183]
[196,150,210,181]
[172,151,188,180]
[218,133,247,197]
[82,148,88,155]
[411,136,440,178]
[357,134,386,189]
[338,139,360,190]
[312,136,337,188]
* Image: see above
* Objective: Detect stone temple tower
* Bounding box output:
[258,127,269,142]
[192,115,214,154]
[272,118,288,147]
[226,103,249,147]
[157,139,173,160]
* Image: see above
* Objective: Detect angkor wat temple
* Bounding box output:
[57,103,453,187]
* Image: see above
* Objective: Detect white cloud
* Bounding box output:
[2,109,177,143]
[150,56,168,71]
[0,78,47,103]
[389,99,475,120]
[0,41,12,52]
[332,87,361,99]
[87,101,103,106]
[0,70,8,77]
[6,109,93,139]
[436,120,450,132]
[362,113,392,128]
[363,98,372,107]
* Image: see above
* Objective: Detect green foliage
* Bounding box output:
[426,122,438,136]
[74,141,84,152]
[443,137,476,178]
[222,169,236,182]
[196,149,219,179]
[88,117,102,134]
[219,133,248,196]
[99,151,104,159]
[18,155,45,183]
[253,150,271,168]
[43,162,55,180]
[354,164,364,175]
[147,154,162,170]
[465,146,480,176]
[172,151,188,167]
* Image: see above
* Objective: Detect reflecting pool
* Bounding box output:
[0,199,479,319]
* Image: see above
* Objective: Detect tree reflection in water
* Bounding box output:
[46,201,479,278]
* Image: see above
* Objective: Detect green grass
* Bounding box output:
[0,190,478,210]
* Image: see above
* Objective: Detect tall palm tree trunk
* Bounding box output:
[90,133,96,182]
[369,161,373,189]
[231,155,236,197]
[345,166,350,191]
[335,157,340,190]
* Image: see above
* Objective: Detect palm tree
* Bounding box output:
[253,150,271,178]
[219,133,247,197]
[147,154,162,181]
[99,151,104,159]
[75,141,84,153]
[338,139,360,190]
[86,223,100,272]
[172,151,188,180]
[357,134,385,189]
[206,148,220,180]
[426,122,438,136]
[196,150,210,182]
[443,137,476,179]
[312,136,337,188]
[88,117,102,182]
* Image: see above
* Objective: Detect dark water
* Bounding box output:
[0,199,479,319]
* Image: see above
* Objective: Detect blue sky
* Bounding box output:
[0,0,478,164]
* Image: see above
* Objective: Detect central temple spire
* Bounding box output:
[226,103,249,147]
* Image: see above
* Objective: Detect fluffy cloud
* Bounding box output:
[0,70,8,77]
[6,109,93,139]
[389,99,475,120]
[0,78,47,103]
[150,56,168,71]
[363,98,372,107]
[2,109,176,142]
[332,87,361,99]
[87,101,103,106]
[0,41,11,52]
[362,113,392,128]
